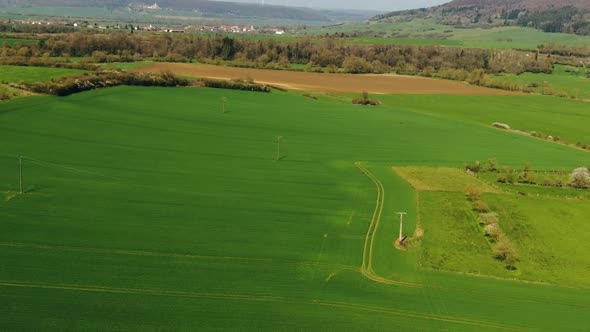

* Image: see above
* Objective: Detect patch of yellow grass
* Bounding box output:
[393,167,499,193]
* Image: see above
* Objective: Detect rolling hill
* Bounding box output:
[373,0,590,35]
[0,0,332,22]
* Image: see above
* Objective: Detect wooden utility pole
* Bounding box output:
[397,212,407,242]
[221,97,227,113]
[276,136,283,161]
[19,156,23,194]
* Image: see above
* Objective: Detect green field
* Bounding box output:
[1,87,589,330]
[308,19,590,49]
[492,65,590,99]
[378,94,590,147]
[100,61,154,70]
[398,167,590,287]
[0,38,36,46]
[0,65,86,83]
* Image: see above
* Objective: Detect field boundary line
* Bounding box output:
[355,162,422,288]
[0,241,358,272]
[0,280,523,330]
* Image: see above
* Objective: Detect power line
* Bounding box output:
[19,156,120,180]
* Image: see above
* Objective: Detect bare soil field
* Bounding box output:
[134,63,514,95]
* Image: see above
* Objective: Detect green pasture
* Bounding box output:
[378,94,590,148]
[307,19,590,49]
[0,65,86,83]
[0,38,36,46]
[0,87,589,330]
[399,166,590,287]
[492,65,590,99]
[100,61,154,70]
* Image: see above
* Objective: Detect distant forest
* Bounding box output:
[373,1,590,36]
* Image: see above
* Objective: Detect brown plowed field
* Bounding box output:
[134,63,514,95]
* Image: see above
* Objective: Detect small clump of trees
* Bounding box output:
[569,167,590,189]
[202,78,271,93]
[469,193,519,270]
[352,91,381,106]
[464,159,587,190]
[19,70,190,96]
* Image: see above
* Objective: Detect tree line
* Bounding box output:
[1,31,553,76]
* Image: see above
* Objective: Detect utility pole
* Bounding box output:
[276,136,283,161]
[396,212,407,242]
[19,155,23,194]
[221,97,227,113]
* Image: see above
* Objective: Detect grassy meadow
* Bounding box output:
[0,65,87,83]
[395,166,590,287]
[492,65,590,100]
[0,38,37,46]
[307,19,590,49]
[0,86,589,330]
[378,94,590,148]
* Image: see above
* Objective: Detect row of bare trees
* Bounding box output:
[1,32,553,75]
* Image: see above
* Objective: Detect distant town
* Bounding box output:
[4,18,286,35]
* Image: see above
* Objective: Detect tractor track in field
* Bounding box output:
[0,242,358,273]
[0,280,523,330]
[355,162,422,289]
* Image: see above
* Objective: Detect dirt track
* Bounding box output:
[134,63,515,95]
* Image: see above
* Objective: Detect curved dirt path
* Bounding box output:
[134,63,516,95]
[355,162,422,288]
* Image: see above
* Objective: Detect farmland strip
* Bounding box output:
[0,280,523,330]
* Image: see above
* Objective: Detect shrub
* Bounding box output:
[465,160,481,173]
[23,70,190,96]
[493,236,519,269]
[202,79,271,93]
[465,187,482,202]
[569,167,590,189]
[487,158,498,172]
[518,171,536,184]
[472,200,490,213]
[505,173,515,184]
[352,91,380,106]
[479,212,499,225]
[484,223,502,241]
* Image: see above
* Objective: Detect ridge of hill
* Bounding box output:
[0,0,332,22]
[372,0,590,35]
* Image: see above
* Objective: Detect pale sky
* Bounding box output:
[220,0,451,11]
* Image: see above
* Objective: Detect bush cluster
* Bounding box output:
[352,92,381,106]
[201,79,271,93]
[470,197,518,269]
[21,70,189,96]
[570,167,590,189]
[0,56,98,70]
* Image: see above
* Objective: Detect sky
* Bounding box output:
[219,0,451,11]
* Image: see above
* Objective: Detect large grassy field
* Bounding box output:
[0,87,589,330]
[395,167,590,287]
[378,94,590,148]
[0,38,36,46]
[307,19,590,49]
[0,65,86,83]
[492,65,590,100]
